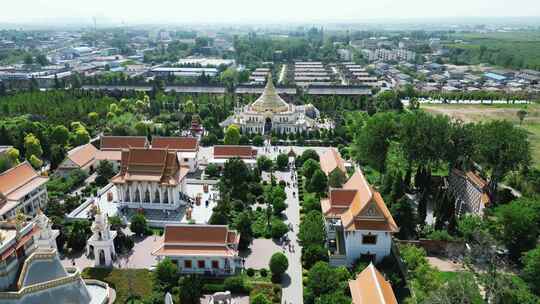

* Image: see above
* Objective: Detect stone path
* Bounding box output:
[274,169,303,304]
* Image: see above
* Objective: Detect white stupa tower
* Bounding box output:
[34,209,60,250]
[86,208,117,267]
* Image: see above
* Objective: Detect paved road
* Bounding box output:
[278,64,287,84]
[274,169,303,304]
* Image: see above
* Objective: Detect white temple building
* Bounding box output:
[86,209,117,267]
[111,147,190,210]
[220,73,320,134]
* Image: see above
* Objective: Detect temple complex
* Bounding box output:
[220,73,320,134]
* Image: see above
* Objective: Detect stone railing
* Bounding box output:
[84,279,112,304]
[16,249,56,289]
[1,268,82,300]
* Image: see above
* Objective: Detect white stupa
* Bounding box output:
[86,207,117,267]
[34,209,59,250]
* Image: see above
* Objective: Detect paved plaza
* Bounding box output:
[242,238,282,269]
[61,231,161,270]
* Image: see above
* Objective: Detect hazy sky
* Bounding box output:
[1,0,540,24]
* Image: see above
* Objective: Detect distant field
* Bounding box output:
[423,103,540,167]
[447,31,540,70]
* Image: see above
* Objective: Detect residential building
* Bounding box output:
[349,263,398,304]
[220,73,320,134]
[0,162,49,220]
[321,169,398,266]
[57,143,98,176]
[448,169,490,216]
[152,224,241,275]
[111,148,190,211]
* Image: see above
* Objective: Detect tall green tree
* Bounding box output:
[475,120,530,201]
[24,133,43,159]
[299,211,326,246]
[224,124,241,145]
[154,258,179,289]
[353,112,398,174]
[495,198,539,260]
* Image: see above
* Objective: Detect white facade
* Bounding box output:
[224,107,315,134]
[0,184,48,221]
[343,230,392,265]
[220,73,319,135]
[178,152,198,173]
[86,212,117,267]
[167,255,240,276]
[34,212,59,250]
[115,180,187,210]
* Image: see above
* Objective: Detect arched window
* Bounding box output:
[144,189,150,203]
[154,189,160,203]
[134,189,141,202]
[163,190,169,204]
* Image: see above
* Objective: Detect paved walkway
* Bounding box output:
[274,169,303,304]
[61,232,160,270]
[243,238,281,269]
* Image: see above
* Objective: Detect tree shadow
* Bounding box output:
[280,273,292,288]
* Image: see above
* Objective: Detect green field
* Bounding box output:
[446,31,540,70]
[423,103,540,167]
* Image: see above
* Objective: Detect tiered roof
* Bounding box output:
[349,263,398,304]
[111,148,188,185]
[321,169,398,232]
[97,136,149,162]
[250,73,290,113]
[153,224,240,257]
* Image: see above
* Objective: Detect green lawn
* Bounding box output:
[82,268,154,303]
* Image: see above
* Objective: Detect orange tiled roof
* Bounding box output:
[0,162,48,211]
[152,137,198,151]
[112,148,186,185]
[67,143,98,168]
[349,263,398,304]
[163,224,238,245]
[153,224,240,257]
[321,189,357,218]
[95,150,123,162]
[100,136,148,150]
[329,169,398,233]
[320,148,346,176]
[465,171,488,189]
[213,145,257,159]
